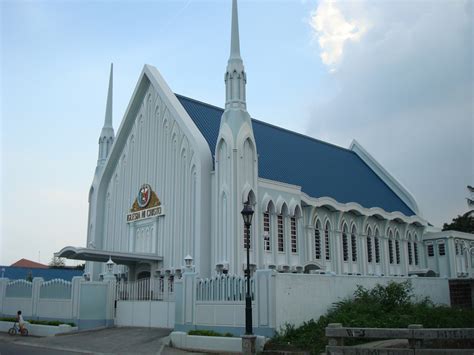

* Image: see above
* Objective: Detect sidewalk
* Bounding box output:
[0,327,203,354]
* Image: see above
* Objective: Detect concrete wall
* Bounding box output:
[174,269,275,337]
[0,277,114,330]
[274,273,450,330]
[116,300,175,328]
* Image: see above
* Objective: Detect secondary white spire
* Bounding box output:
[225,0,246,110]
[98,63,115,166]
[103,63,113,128]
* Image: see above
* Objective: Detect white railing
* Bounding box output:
[196,274,255,302]
[116,278,174,301]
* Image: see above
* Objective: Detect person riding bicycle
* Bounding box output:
[16,310,25,333]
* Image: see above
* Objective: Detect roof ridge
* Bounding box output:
[175,93,351,153]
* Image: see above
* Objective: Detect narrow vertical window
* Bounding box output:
[367,228,373,263]
[427,244,434,257]
[414,242,419,265]
[277,214,284,252]
[351,226,357,262]
[325,222,331,260]
[374,229,380,263]
[439,243,445,256]
[263,212,271,252]
[455,243,459,255]
[408,241,413,265]
[290,217,297,253]
[342,225,349,262]
[314,221,321,259]
[388,239,394,264]
[395,239,400,264]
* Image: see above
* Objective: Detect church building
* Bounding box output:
[57,0,472,283]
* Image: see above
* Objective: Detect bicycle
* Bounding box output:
[8,322,28,336]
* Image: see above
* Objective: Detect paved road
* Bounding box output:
[0,327,202,354]
[0,341,85,355]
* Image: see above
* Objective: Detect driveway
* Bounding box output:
[0,327,203,354]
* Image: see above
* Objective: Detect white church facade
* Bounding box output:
[57,0,474,285]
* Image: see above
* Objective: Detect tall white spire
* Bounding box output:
[225,0,246,110]
[229,0,241,61]
[97,63,115,166]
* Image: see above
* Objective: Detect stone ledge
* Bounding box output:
[170,331,266,353]
[0,321,78,337]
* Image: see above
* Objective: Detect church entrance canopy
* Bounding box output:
[55,246,162,266]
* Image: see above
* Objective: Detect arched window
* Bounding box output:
[374,228,380,263]
[367,227,373,263]
[290,217,297,253]
[388,230,394,264]
[342,223,349,262]
[395,231,401,264]
[407,232,413,265]
[277,208,285,252]
[351,225,357,262]
[263,202,273,252]
[414,233,419,265]
[325,221,331,260]
[315,220,322,260]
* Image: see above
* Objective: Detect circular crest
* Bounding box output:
[137,184,152,208]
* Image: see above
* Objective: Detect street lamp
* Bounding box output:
[241,200,254,335]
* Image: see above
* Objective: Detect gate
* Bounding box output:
[115,278,175,328]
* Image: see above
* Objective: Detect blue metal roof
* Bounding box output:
[176,94,414,216]
[0,266,83,281]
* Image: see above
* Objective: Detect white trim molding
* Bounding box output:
[349,139,420,215]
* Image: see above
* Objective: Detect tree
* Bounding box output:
[442,212,474,233]
[49,256,66,268]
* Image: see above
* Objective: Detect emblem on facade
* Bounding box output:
[127,184,164,222]
[137,184,152,208]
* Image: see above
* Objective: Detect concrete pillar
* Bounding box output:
[103,273,117,326]
[255,270,276,330]
[71,276,82,321]
[0,278,9,316]
[31,277,44,319]
[447,237,457,278]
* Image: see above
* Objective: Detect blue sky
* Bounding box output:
[1,0,472,265]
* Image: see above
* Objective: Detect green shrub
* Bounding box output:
[0,317,17,322]
[267,281,474,354]
[188,329,233,337]
[0,318,75,327]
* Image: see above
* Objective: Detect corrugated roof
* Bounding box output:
[176,94,414,216]
[10,258,48,269]
[0,266,83,281]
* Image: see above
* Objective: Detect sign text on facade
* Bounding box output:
[126,206,164,223]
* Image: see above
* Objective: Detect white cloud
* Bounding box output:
[310,0,368,69]
[306,0,473,227]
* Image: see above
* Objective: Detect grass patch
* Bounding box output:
[188,329,233,337]
[266,281,474,354]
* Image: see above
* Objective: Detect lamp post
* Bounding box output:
[241,200,254,335]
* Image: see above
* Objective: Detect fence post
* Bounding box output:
[408,324,423,349]
[255,270,276,332]
[71,276,83,321]
[327,323,344,347]
[175,264,197,330]
[103,273,117,327]
[31,277,43,320]
[0,278,8,316]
